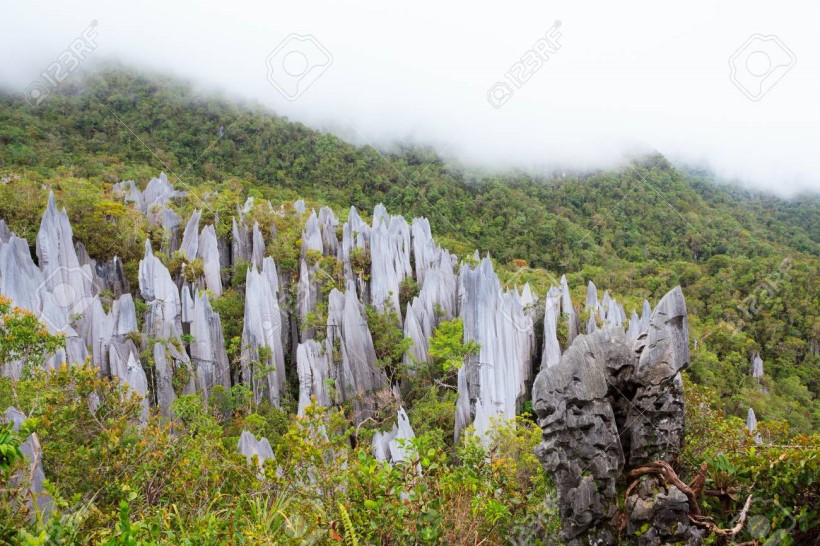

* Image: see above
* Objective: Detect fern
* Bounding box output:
[337,502,359,546]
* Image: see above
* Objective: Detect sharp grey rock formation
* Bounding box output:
[746,407,757,432]
[340,207,371,295]
[241,258,286,406]
[317,206,340,256]
[294,199,307,214]
[746,408,763,444]
[533,286,695,545]
[0,219,11,243]
[190,290,231,397]
[238,430,275,477]
[403,299,428,368]
[370,204,412,317]
[139,241,182,332]
[751,352,764,379]
[298,211,325,338]
[179,209,202,261]
[455,257,535,441]
[115,174,184,221]
[341,207,369,259]
[541,287,562,371]
[88,293,138,375]
[251,222,266,271]
[0,233,82,375]
[410,217,444,286]
[585,280,599,312]
[606,300,625,327]
[75,243,130,298]
[231,216,251,267]
[113,180,144,210]
[153,342,177,417]
[326,283,387,423]
[139,240,195,403]
[4,406,53,518]
[627,309,641,339]
[0,193,93,369]
[197,225,223,297]
[601,289,612,314]
[640,299,652,332]
[125,350,150,425]
[371,407,419,469]
[559,275,579,346]
[402,247,459,372]
[36,192,96,323]
[296,339,333,416]
[161,207,182,253]
[586,313,597,335]
[0,233,47,316]
[107,338,149,424]
[302,210,324,255]
[143,173,181,207]
[181,284,195,324]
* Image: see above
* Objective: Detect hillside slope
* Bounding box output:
[0,68,817,432]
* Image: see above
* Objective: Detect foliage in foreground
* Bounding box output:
[0,365,560,545]
[681,382,819,545]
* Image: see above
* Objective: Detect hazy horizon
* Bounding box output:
[2,0,818,196]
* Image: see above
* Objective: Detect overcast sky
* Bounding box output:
[1,0,818,195]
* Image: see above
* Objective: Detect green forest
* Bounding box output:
[0,69,817,544]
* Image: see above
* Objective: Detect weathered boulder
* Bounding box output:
[533,286,695,545]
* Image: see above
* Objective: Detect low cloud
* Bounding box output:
[2,0,818,195]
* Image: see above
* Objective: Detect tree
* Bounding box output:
[0,295,65,376]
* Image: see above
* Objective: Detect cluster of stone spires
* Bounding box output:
[1,174,704,468]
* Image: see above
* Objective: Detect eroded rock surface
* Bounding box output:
[533,286,698,545]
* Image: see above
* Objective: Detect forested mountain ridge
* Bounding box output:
[1,68,816,431]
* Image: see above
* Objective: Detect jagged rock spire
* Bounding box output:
[179,209,202,261]
[455,257,535,441]
[751,352,764,379]
[541,286,562,370]
[296,339,333,416]
[197,225,222,297]
[370,204,412,317]
[372,407,419,469]
[241,257,286,406]
[238,430,275,477]
[326,283,386,423]
[190,290,231,397]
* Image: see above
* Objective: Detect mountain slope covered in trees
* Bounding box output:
[1,68,816,431]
